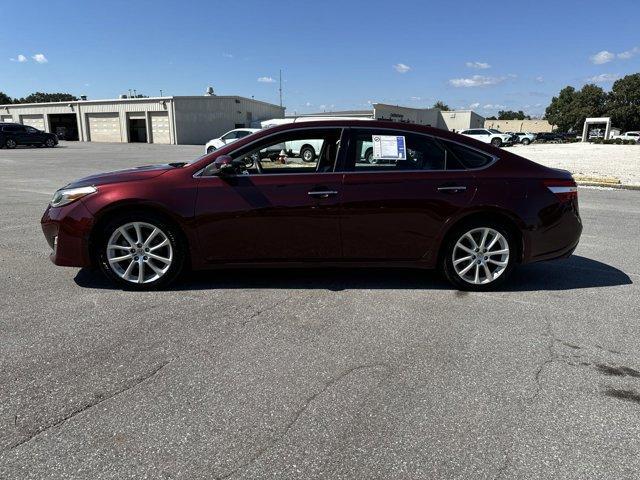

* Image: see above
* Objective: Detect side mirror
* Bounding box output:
[211,155,247,176]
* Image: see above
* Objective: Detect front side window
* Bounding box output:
[26,127,38,133]
[235,130,252,139]
[207,128,343,175]
[347,130,465,172]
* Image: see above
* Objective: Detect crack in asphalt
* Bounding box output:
[241,296,290,327]
[8,361,170,451]
[215,362,390,480]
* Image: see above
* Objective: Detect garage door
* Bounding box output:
[150,112,171,144]
[21,114,45,131]
[1,115,13,123]
[87,113,122,142]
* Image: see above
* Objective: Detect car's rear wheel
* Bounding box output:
[300,146,316,162]
[98,213,185,290]
[5,138,17,149]
[521,138,531,145]
[45,138,56,147]
[441,221,515,291]
[490,138,502,147]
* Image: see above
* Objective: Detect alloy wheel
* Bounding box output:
[6,139,17,149]
[452,227,510,285]
[106,222,173,284]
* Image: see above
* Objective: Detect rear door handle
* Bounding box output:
[308,190,338,199]
[437,185,467,193]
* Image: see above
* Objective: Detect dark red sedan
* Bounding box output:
[41,120,582,291]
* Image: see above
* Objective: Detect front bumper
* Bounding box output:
[41,200,95,267]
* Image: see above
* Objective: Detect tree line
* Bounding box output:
[545,73,640,132]
[0,91,78,104]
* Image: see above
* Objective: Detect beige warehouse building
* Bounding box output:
[0,94,284,145]
[484,119,554,133]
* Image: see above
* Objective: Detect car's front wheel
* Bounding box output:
[45,138,56,147]
[521,138,531,145]
[98,213,185,290]
[206,146,216,154]
[5,138,17,149]
[441,222,515,291]
[490,138,502,147]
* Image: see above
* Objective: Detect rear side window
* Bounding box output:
[347,130,465,171]
[3,125,24,132]
[441,140,494,169]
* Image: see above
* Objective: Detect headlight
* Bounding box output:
[50,186,97,208]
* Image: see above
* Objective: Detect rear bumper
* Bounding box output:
[522,203,582,263]
[41,201,95,267]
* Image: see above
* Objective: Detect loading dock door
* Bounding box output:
[87,113,122,142]
[150,112,171,144]
[20,114,45,131]
[1,115,13,123]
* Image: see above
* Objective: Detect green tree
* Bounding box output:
[0,91,12,105]
[545,86,578,131]
[16,92,78,103]
[432,101,450,111]
[545,84,606,132]
[607,73,640,132]
[497,110,530,120]
[485,116,497,120]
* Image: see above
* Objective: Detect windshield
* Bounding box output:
[488,129,502,134]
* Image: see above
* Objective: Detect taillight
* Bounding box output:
[544,179,578,203]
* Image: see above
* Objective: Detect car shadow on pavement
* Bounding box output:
[74,255,631,292]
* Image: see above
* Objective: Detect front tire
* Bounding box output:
[441,221,515,291]
[521,138,531,145]
[490,138,502,147]
[206,146,216,154]
[97,213,185,290]
[45,138,56,147]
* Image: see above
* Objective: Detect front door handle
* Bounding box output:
[437,185,467,194]
[308,190,338,199]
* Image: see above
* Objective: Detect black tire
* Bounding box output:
[97,212,186,290]
[364,148,373,163]
[440,219,516,291]
[206,146,216,154]
[521,138,531,146]
[300,146,316,163]
[490,138,502,147]
[5,138,17,149]
[45,138,56,148]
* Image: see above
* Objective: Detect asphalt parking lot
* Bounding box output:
[1,142,639,479]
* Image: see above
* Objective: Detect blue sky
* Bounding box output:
[1,0,639,117]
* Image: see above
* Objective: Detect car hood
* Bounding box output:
[66,164,174,188]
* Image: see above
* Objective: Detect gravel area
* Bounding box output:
[504,143,640,186]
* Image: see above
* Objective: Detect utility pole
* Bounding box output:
[160,89,163,97]
[279,69,283,108]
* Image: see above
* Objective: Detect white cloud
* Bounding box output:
[466,61,491,69]
[410,96,422,101]
[617,46,640,60]
[319,104,327,110]
[304,102,312,107]
[257,76,275,83]
[586,73,620,83]
[590,50,615,64]
[469,102,480,109]
[10,54,28,62]
[32,53,48,63]
[449,75,506,87]
[535,76,544,83]
[393,63,411,73]
[482,104,506,110]
[222,53,234,58]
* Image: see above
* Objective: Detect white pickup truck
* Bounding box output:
[612,131,640,143]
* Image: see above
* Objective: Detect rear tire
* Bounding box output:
[97,212,185,290]
[5,138,17,149]
[440,220,515,291]
[206,146,216,154]
[300,146,316,162]
[521,138,531,145]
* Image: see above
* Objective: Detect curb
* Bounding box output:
[577,181,640,191]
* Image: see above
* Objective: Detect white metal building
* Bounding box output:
[0,95,285,145]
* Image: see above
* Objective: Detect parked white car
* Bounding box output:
[205,128,260,154]
[612,131,640,143]
[459,128,514,147]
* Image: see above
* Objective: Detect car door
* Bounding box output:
[25,126,44,144]
[193,127,345,263]
[339,128,482,262]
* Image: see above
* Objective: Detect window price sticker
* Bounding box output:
[372,135,406,160]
